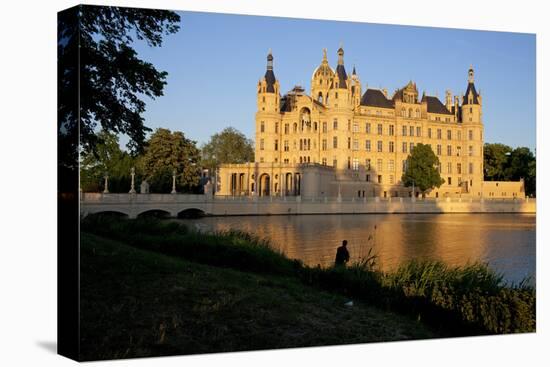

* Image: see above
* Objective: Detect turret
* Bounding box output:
[257,49,280,112]
[350,65,362,108]
[329,46,351,109]
[311,48,334,105]
[461,65,482,124]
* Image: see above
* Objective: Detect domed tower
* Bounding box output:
[311,48,335,105]
[460,65,484,195]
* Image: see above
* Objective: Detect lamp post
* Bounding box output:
[171,169,177,194]
[129,167,136,194]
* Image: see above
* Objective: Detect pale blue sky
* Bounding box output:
[131,10,536,151]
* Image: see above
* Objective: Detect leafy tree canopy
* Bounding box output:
[402,143,444,195]
[80,131,136,192]
[139,128,201,193]
[201,127,255,172]
[58,5,181,165]
[484,143,536,197]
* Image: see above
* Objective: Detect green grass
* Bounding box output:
[80,232,436,360]
[80,214,536,359]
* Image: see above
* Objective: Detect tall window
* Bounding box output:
[447,145,452,156]
[402,125,407,136]
[469,129,473,140]
[428,128,432,138]
[469,162,473,174]
[402,142,407,153]
[348,137,351,149]
[322,122,327,133]
[389,124,395,136]
[352,158,359,171]
[366,123,371,134]
[353,139,359,150]
[457,163,462,174]
[260,139,264,150]
[416,127,421,137]
[260,121,265,133]
[333,119,338,130]
[437,144,442,155]
[353,123,359,133]
[437,129,442,139]
[469,145,473,156]
[284,123,289,134]
[377,140,383,152]
[366,159,371,171]
[447,130,452,140]
[377,124,383,135]
[389,141,394,153]
[409,126,414,136]
[388,159,395,171]
[447,162,452,174]
[333,159,337,167]
[284,140,289,151]
[275,122,279,133]
[274,140,279,151]
[377,159,383,172]
[457,146,461,156]
[389,175,395,184]
[402,159,408,172]
[457,130,462,140]
[322,139,327,151]
[366,140,371,152]
[410,142,414,153]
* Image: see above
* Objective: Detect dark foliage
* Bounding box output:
[58,5,180,169]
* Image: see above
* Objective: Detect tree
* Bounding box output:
[201,127,254,172]
[484,143,512,181]
[58,5,181,168]
[80,131,136,192]
[139,128,201,193]
[506,147,536,197]
[402,143,444,197]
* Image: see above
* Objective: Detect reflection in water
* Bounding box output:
[182,214,535,284]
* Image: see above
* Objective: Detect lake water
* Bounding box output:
[182,213,536,285]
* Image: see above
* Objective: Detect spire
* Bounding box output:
[267,49,273,70]
[264,49,276,93]
[352,64,356,76]
[322,48,328,63]
[462,65,479,104]
[337,43,344,65]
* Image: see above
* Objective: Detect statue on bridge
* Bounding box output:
[140,179,150,194]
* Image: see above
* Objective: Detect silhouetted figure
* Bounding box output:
[335,240,350,267]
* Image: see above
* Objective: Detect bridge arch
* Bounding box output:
[84,210,129,218]
[177,208,206,219]
[137,209,172,218]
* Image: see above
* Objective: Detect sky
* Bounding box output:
[131,10,536,151]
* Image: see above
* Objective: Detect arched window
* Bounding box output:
[293,123,297,132]
[401,108,406,117]
[314,122,318,131]
[318,92,323,103]
[326,95,329,105]
[416,109,420,118]
[408,108,413,118]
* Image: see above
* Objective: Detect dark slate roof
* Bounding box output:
[360,89,394,109]
[422,95,453,115]
[264,69,276,93]
[335,64,347,89]
[462,82,479,104]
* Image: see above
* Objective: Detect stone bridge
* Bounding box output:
[80,193,536,218]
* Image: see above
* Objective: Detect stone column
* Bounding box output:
[171,169,177,194]
[129,167,136,194]
[103,174,109,194]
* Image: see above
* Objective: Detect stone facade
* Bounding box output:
[217,48,524,199]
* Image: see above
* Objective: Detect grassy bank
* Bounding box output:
[80,232,437,360]
[80,215,535,359]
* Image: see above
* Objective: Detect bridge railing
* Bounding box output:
[81,192,533,205]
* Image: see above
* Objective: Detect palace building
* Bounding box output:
[216,48,525,199]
